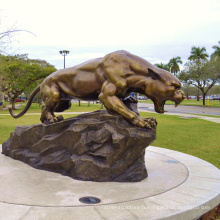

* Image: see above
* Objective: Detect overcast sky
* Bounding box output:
[1,0,220,69]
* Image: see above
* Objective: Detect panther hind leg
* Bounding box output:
[40,87,63,124]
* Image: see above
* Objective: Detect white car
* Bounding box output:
[137,96,145,100]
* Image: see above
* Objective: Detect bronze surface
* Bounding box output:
[9,50,184,128]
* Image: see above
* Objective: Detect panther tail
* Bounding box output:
[9,85,41,118]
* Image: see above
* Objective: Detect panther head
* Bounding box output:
[144,68,184,113]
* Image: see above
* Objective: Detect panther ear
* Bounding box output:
[148,68,161,80]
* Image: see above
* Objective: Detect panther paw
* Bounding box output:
[57,115,64,121]
[144,117,157,129]
[44,115,64,124]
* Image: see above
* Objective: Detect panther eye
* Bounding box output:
[171,82,181,90]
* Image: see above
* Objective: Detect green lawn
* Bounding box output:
[0,103,219,168]
[139,112,220,168]
[0,102,104,114]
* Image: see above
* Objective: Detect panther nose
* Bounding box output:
[176,90,185,103]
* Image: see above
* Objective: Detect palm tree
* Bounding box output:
[168,57,182,76]
[211,41,220,58]
[154,62,170,71]
[188,46,209,61]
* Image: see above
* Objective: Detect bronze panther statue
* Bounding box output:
[9,50,184,128]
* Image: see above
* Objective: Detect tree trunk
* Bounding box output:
[203,93,206,106]
[39,98,42,107]
[11,99,17,110]
[78,99,81,106]
[8,94,17,110]
[197,89,200,101]
[0,92,3,110]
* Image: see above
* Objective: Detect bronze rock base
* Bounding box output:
[2,110,156,182]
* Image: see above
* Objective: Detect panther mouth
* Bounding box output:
[154,100,180,113]
[154,100,166,113]
[153,89,184,113]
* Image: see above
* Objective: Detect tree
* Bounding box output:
[179,57,220,105]
[211,41,220,58]
[0,54,56,109]
[209,84,220,95]
[181,83,199,98]
[188,46,209,61]
[168,57,182,76]
[0,21,35,109]
[0,21,34,54]
[154,62,170,71]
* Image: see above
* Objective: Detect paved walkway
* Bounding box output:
[1,109,220,124]
[0,145,219,220]
[138,109,220,124]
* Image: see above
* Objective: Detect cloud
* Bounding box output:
[3,0,219,48]
[1,0,220,69]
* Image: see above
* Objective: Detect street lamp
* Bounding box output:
[59,50,70,68]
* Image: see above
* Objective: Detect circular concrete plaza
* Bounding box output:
[0,145,219,220]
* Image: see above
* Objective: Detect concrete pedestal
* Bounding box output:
[0,145,219,220]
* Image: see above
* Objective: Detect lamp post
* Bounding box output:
[59,50,70,68]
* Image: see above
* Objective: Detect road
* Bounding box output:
[1,103,219,123]
[138,103,220,116]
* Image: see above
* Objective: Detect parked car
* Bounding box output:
[200,96,212,100]
[137,96,145,100]
[16,98,25,102]
[185,96,191,100]
[211,95,220,100]
[189,96,196,99]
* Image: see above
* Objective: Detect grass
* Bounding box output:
[139,112,220,168]
[0,103,219,168]
[139,99,220,108]
[0,102,104,114]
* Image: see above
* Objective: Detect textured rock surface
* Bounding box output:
[2,110,156,182]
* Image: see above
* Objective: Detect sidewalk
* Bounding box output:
[1,109,220,124]
[0,145,219,220]
[138,109,220,124]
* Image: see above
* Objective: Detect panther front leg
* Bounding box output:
[98,82,156,128]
